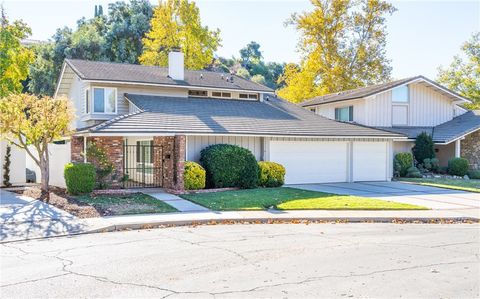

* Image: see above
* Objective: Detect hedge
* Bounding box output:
[258,161,285,187]
[200,144,258,189]
[184,161,206,190]
[64,163,96,195]
[406,166,422,178]
[448,158,469,176]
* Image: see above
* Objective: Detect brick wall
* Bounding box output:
[461,130,480,170]
[71,136,84,163]
[153,135,186,191]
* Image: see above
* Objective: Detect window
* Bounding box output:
[85,89,90,114]
[93,87,116,113]
[188,90,208,97]
[335,106,353,122]
[212,92,231,98]
[310,108,316,113]
[392,105,408,125]
[392,85,409,102]
[239,93,259,100]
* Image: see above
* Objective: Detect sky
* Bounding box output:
[3,0,479,79]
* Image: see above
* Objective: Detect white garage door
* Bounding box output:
[352,142,388,181]
[269,141,348,184]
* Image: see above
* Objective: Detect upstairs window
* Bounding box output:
[335,106,353,122]
[212,92,231,98]
[239,93,259,100]
[93,87,116,113]
[188,90,208,97]
[392,85,409,103]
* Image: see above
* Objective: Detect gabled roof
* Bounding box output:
[432,110,480,143]
[78,94,404,138]
[62,59,273,93]
[375,110,480,143]
[300,76,472,107]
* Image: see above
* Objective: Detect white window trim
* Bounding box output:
[91,86,118,115]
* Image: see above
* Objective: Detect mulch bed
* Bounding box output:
[10,186,101,218]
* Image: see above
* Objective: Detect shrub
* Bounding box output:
[86,142,114,189]
[406,166,422,178]
[467,169,480,179]
[184,161,206,190]
[394,152,413,177]
[448,158,469,176]
[422,158,440,173]
[200,144,258,189]
[412,132,435,164]
[64,163,96,194]
[2,145,11,187]
[258,162,286,187]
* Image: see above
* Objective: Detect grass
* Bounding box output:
[399,178,480,193]
[180,187,427,211]
[74,193,178,215]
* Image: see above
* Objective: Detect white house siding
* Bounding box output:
[186,135,263,162]
[25,142,71,188]
[364,91,392,127]
[393,141,414,156]
[408,83,454,126]
[0,141,26,186]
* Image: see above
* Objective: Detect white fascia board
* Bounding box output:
[53,62,67,98]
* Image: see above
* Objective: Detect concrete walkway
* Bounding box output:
[142,189,210,212]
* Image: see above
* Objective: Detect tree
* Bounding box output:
[3,144,11,187]
[0,6,34,97]
[0,94,74,197]
[412,132,435,165]
[251,74,266,85]
[278,0,396,103]
[139,0,221,69]
[437,32,480,109]
[239,41,262,70]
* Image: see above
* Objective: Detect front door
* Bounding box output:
[123,141,163,188]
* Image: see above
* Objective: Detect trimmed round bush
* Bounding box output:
[258,161,285,187]
[184,161,206,190]
[200,144,258,189]
[406,166,422,178]
[448,158,469,176]
[467,169,480,179]
[64,163,96,195]
[394,152,413,177]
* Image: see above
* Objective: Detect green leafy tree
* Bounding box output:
[0,94,74,197]
[240,41,262,70]
[437,32,480,109]
[0,6,34,97]
[140,0,221,69]
[251,74,266,85]
[412,132,435,165]
[278,0,396,103]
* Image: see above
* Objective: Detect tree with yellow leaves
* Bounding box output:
[278,0,396,103]
[139,0,221,70]
[0,94,75,197]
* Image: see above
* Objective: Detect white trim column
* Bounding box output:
[455,139,461,158]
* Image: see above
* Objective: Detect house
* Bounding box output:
[300,76,480,169]
[0,140,26,186]
[53,50,403,189]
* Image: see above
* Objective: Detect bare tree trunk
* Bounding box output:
[39,145,50,202]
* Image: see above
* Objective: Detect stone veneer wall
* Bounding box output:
[461,130,480,170]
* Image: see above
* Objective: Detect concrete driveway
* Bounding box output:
[290,181,480,217]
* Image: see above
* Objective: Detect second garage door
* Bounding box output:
[352,142,388,181]
[269,141,348,184]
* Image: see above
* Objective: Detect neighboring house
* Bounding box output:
[54,51,403,188]
[300,76,480,169]
[0,140,26,186]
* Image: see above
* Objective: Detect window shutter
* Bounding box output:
[335,108,339,120]
[136,141,140,163]
[349,106,353,121]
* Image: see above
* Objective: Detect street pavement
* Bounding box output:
[1,223,478,298]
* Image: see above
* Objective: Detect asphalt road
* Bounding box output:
[1,223,479,298]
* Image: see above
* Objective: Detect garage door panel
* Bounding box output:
[352,142,387,182]
[269,141,348,184]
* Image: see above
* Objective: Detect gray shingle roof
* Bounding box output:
[65,59,273,92]
[80,94,403,138]
[375,110,480,143]
[432,110,480,143]
[300,76,471,107]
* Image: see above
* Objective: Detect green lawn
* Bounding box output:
[399,178,480,193]
[180,187,427,211]
[75,193,178,215]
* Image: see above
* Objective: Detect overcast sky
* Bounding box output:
[3,0,480,79]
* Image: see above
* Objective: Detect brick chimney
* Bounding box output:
[168,49,184,80]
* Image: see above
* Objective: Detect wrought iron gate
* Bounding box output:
[123,142,163,188]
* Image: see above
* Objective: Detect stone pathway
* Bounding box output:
[143,190,210,212]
